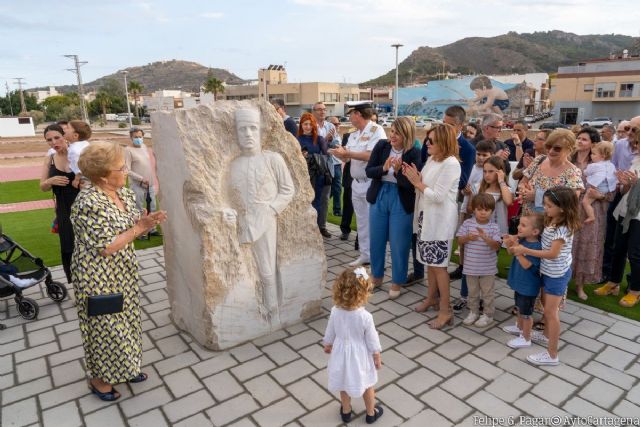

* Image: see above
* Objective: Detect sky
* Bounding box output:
[1,0,638,91]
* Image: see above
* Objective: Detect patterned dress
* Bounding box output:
[71,186,142,384]
[521,156,584,215]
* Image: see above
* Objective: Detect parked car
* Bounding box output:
[524,115,535,123]
[539,122,569,130]
[580,117,612,128]
[379,117,395,127]
[503,120,514,129]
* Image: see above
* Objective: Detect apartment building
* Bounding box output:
[550,51,640,124]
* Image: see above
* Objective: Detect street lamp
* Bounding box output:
[121,70,133,128]
[391,44,403,117]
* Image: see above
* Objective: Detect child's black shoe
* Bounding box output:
[365,405,384,424]
[340,405,353,423]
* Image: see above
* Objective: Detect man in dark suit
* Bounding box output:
[272,99,298,138]
[504,120,533,162]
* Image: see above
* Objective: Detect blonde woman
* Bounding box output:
[403,124,461,329]
[365,117,423,298]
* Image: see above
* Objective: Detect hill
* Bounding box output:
[40,60,246,94]
[364,31,638,86]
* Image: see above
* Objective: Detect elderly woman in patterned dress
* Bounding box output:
[71,142,167,401]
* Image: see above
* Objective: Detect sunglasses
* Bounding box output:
[545,144,564,152]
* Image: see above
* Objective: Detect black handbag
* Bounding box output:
[87,293,124,316]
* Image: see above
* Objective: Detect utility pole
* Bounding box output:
[14,78,27,113]
[5,81,14,116]
[64,54,88,122]
[391,44,403,117]
[121,71,133,128]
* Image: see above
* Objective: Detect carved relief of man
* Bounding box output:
[224,107,295,320]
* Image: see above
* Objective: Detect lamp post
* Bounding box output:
[391,44,403,117]
[121,70,133,128]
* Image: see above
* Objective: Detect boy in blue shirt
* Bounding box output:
[502,213,544,348]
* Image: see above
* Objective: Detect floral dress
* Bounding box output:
[71,186,142,384]
[521,156,584,215]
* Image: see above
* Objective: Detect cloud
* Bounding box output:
[201,12,224,19]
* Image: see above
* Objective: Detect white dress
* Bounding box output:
[323,306,382,397]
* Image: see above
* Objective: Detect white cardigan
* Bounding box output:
[413,156,461,241]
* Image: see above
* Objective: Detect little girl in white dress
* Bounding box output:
[323,267,384,424]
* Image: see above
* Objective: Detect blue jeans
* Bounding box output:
[311,176,325,226]
[331,164,342,213]
[369,182,413,284]
[460,275,468,298]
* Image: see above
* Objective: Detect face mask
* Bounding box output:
[133,137,143,146]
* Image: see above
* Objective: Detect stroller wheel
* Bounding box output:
[17,298,39,320]
[47,281,68,302]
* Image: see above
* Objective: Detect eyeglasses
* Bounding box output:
[488,125,502,130]
[314,108,327,112]
[545,144,564,152]
[111,165,128,173]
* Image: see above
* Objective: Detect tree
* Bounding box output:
[0,91,40,116]
[128,81,144,118]
[93,92,112,121]
[203,77,225,100]
[41,94,78,121]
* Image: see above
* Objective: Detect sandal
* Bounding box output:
[129,372,148,383]
[366,405,384,424]
[533,320,545,331]
[619,293,640,308]
[415,298,439,313]
[594,283,620,296]
[340,405,353,423]
[89,384,120,401]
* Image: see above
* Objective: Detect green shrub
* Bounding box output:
[132,117,141,125]
[118,122,127,128]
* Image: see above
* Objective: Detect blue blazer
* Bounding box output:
[365,140,423,214]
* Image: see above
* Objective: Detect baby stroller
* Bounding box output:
[0,231,68,320]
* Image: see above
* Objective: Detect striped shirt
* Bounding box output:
[540,225,573,278]
[456,217,502,276]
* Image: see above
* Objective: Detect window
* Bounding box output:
[595,82,616,98]
[18,117,30,124]
[320,92,339,103]
[285,93,298,103]
[620,83,634,97]
[583,84,593,92]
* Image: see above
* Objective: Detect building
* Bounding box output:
[489,73,550,114]
[0,117,35,137]
[27,86,59,104]
[550,51,640,125]
[221,66,363,117]
[143,90,195,113]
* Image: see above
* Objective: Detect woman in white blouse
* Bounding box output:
[403,124,461,329]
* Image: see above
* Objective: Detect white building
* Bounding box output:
[27,86,59,104]
[489,73,550,112]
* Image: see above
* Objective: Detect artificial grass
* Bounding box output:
[0,179,53,204]
[0,208,163,267]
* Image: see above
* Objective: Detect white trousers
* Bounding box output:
[351,180,371,259]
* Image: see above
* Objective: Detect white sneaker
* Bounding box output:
[348,256,370,267]
[507,335,531,349]
[527,351,559,366]
[474,314,493,328]
[502,324,522,336]
[531,330,549,347]
[463,312,479,325]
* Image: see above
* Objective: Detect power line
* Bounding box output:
[14,77,27,113]
[64,54,88,122]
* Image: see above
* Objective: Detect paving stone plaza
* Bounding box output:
[1,223,639,427]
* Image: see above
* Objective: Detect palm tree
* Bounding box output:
[128,80,144,118]
[203,77,225,101]
[94,92,111,122]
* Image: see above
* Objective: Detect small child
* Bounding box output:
[582,141,617,223]
[457,193,502,327]
[469,76,509,115]
[510,186,580,366]
[470,156,513,236]
[502,213,544,348]
[65,120,91,188]
[323,267,384,424]
[452,140,496,312]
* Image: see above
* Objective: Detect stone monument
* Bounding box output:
[152,100,326,350]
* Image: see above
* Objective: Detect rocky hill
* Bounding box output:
[41,60,246,94]
[365,31,638,86]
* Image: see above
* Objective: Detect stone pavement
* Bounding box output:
[1,223,639,427]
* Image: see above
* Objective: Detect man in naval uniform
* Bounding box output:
[224,106,295,320]
[329,102,386,266]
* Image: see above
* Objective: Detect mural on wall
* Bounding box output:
[397,76,519,119]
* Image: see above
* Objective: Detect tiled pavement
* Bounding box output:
[1,223,640,427]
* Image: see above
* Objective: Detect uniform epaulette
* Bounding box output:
[348,127,356,133]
